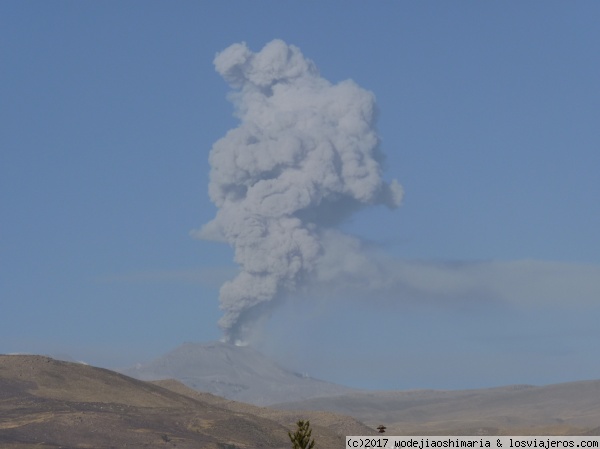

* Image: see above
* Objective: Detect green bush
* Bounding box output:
[288,420,316,449]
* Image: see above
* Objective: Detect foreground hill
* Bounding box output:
[274,382,600,436]
[152,379,378,441]
[121,341,355,406]
[0,354,375,449]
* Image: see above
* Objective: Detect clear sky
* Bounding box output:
[2,1,599,390]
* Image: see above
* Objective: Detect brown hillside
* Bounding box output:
[152,378,378,440]
[0,355,370,448]
[274,383,600,436]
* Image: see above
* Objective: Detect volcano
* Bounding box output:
[121,341,355,406]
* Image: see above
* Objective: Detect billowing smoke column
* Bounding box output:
[196,40,403,344]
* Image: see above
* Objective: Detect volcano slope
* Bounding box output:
[121,341,355,406]
[0,355,375,448]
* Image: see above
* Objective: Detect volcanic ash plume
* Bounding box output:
[195,40,403,344]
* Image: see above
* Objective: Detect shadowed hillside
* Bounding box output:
[0,354,375,448]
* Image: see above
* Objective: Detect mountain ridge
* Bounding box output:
[120,341,356,406]
[0,354,375,448]
[119,341,600,436]
[273,379,600,435]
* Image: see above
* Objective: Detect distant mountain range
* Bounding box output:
[2,342,600,448]
[120,341,356,406]
[273,382,600,436]
[121,341,600,436]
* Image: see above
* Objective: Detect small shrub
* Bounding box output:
[288,420,316,449]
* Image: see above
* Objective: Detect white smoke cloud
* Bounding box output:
[194,40,403,344]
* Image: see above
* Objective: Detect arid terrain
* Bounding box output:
[274,383,600,436]
[0,354,374,448]
[121,342,600,436]
[2,351,600,449]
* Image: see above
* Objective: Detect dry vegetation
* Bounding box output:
[0,355,374,448]
[273,384,600,436]
[2,354,599,449]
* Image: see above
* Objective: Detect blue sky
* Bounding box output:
[2,1,599,390]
